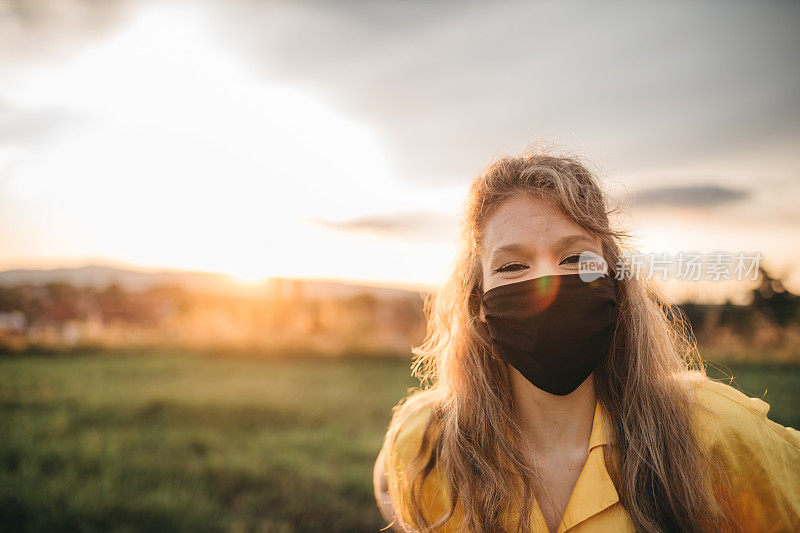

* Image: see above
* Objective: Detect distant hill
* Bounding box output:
[0,264,426,301]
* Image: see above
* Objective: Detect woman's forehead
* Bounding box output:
[481,194,594,254]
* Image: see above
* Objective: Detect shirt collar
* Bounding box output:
[588,397,610,450]
[555,398,619,532]
[507,399,621,532]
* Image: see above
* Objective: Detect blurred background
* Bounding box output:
[1,1,798,531]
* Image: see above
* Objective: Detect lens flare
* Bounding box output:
[527,275,562,314]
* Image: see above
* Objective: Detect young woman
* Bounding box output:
[372,149,800,533]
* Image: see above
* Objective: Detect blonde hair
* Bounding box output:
[384,147,735,532]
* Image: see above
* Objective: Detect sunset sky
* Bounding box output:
[1,0,799,303]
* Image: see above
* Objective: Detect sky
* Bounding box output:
[1,0,799,303]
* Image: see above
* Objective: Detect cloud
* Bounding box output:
[0,0,135,155]
[3,0,800,188]
[0,101,83,146]
[313,210,459,241]
[628,185,751,208]
[212,0,800,185]
[0,0,135,67]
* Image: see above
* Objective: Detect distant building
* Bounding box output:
[0,311,26,333]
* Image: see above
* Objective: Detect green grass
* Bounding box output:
[704,361,800,429]
[0,352,797,532]
[0,352,418,533]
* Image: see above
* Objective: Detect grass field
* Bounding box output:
[1,352,798,532]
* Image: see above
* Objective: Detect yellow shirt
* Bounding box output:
[382,378,800,532]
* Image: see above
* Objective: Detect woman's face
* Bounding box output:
[480,193,605,293]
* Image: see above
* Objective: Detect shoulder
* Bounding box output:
[382,396,457,530]
[688,376,800,450]
[685,375,800,530]
[384,400,439,474]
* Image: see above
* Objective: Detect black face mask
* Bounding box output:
[480,273,618,396]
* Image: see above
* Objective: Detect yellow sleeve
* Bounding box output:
[694,379,800,532]
[383,404,459,532]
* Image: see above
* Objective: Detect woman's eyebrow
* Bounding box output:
[553,234,596,250]
[489,243,529,262]
[489,234,596,262]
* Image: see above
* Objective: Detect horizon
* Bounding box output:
[0,257,787,306]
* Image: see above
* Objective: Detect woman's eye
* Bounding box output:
[495,262,528,273]
[561,254,581,265]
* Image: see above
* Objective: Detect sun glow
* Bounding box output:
[2,2,456,285]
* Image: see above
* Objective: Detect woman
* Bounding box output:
[372,148,800,533]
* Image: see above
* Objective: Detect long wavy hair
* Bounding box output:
[384,147,736,532]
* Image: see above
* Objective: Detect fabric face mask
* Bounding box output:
[480,272,618,396]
